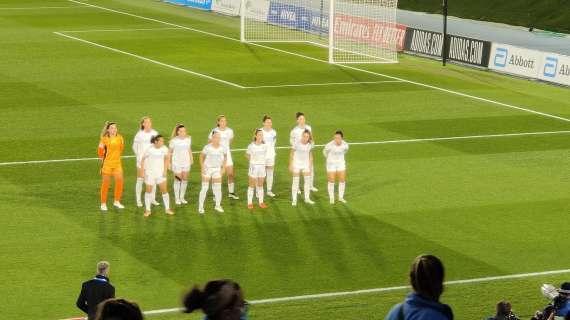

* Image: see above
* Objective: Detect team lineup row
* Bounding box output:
[97,113,349,216]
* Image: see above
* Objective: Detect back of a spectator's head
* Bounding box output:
[559,282,570,297]
[409,255,445,301]
[97,261,110,276]
[95,298,143,320]
[495,300,512,318]
[183,279,246,320]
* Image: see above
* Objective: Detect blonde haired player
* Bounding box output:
[289,129,314,206]
[98,122,125,211]
[132,116,159,207]
[141,135,173,217]
[198,131,227,214]
[260,115,277,197]
[168,124,193,205]
[246,129,269,210]
[289,112,318,193]
[209,115,239,200]
[323,130,349,204]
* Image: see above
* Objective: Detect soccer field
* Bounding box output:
[1,0,569,319]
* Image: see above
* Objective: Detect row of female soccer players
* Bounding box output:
[97,112,349,216]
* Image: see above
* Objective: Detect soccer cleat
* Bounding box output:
[247,203,254,210]
[338,198,347,204]
[198,208,205,215]
[113,201,125,209]
[136,201,143,208]
[214,206,224,213]
[310,187,319,192]
[304,199,315,205]
[175,200,182,205]
[259,202,268,209]
[181,199,188,205]
[143,211,152,217]
[292,201,297,206]
[152,200,160,206]
[267,191,276,198]
[100,204,108,212]
[229,193,240,200]
[166,209,175,216]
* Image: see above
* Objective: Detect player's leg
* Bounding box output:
[158,179,173,215]
[112,168,124,209]
[212,172,224,212]
[257,176,266,208]
[310,163,318,192]
[144,181,154,217]
[100,174,111,211]
[135,164,144,207]
[303,169,314,204]
[265,157,275,197]
[180,171,189,204]
[198,171,210,214]
[338,170,347,203]
[247,175,255,209]
[172,166,182,205]
[327,169,336,205]
[291,169,300,206]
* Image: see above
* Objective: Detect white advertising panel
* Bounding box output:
[489,43,541,78]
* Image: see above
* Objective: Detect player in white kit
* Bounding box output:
[246,129,269,210]
[208,115,239,200]
[133,117,160,207]
[323,130,349,204]
[168,124,193,205]
[289,112,318,193]
[198,131,227,214]
[141,135,173,217]
[260,115,277,197]
[289,129,315,206]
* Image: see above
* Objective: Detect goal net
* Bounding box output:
[240,0,399,64]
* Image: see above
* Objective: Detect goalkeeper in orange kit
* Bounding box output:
[98,122,125,212]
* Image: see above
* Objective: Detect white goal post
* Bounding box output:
[240,0,399,64]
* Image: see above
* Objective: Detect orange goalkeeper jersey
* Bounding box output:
[98,135,124,167]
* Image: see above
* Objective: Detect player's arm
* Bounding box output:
[310,151,314,167]
[221,150,227,175]
[199,151,206,175]
[167,143,174,169]
[189,147,194,165]
[289,130,295,145]
[132,132,141,155]
[163,154,168,177]
[289,148,294,172]
[245,146,251,161]
[322,143,329,158]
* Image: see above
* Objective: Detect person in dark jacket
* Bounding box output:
[182,279,248,320]
[76,261,116,320]
[95,298,143,320]
[385,255,453,320]
[486,301,519,320]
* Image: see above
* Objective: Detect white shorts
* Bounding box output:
[265,156,275,167]
[202,167,222,179]
[225,151,234,167]
[171,163,191,174]
[145,174,166,186]
[248,164,266,178]
[293,161,311,174]
[326,161,346,173]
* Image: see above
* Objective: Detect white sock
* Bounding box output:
[228,182,235,194]
[266,168,274,192]
[213,183,222,207]
[328,182,335,202]
[292,176,300,202]
[304,176,311,200]
[339,182,346,199]
[180,181,188,200]
[144,192,152,211]
[256,186,264,204]
[151,184,157,201]
[136,177,144,203]
[173,180,180,202]
[247,187,254,205]
[162,192,170,210]
[198,182,209,209]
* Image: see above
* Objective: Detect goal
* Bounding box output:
[240,0,399,64]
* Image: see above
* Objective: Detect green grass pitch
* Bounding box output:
[0,0,569,319]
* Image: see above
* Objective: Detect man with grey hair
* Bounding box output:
[76,261,115,320]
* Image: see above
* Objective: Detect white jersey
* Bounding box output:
[143,145,168,176]
[289,125,312,145]
[169,136,192,166]
[133,129,158,157]
[293,141,313,165]
[209,127,234,150]
[323,140,349,163]
[261,128,277,158]
[202,144,227,168]
[247,142,268,165]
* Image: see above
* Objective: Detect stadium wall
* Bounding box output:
[162,0,570,87]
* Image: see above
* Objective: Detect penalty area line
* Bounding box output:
[60,268,570,319]
[243,80,403,89]
[2,130,569,167]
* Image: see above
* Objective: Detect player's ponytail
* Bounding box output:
[183,286,205,313]
[100,122,117,138]
[304,129,313,144]
[171,124,185,139]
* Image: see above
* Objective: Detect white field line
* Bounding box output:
[60,27,182,33]
[2,130,569,167]
[244,80,403,89]
[0,6,88,10]
[61,268,570,319]
[66,0,570,123]
[53,31,246,89]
